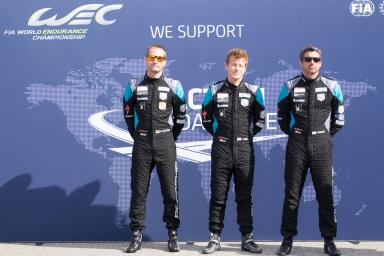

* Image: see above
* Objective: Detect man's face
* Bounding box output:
[300,50,322,79]
[225,56,247,82]
[144,47,167,75]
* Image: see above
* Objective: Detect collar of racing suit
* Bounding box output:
[225,78,244,91]
[144,72,164,82]
[301,73,321,84]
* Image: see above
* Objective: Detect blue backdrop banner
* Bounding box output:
[0,0,383,241]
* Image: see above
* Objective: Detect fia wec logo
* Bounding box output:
[28,4,123,26]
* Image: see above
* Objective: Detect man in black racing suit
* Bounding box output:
[123,44,186,253]
[201,48,265,254]
[276,46,345,256]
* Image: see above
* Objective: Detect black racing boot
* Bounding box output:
[324,238,341,256]
[203,233,221,254]
[167,229,180,252]
[276,237,293,256]
[241,233,262,253]
[126,230,142,253]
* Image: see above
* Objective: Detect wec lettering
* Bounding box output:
[28,4,123,26]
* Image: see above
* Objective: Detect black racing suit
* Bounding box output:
[123,74,186,231]
[202,79,265,235]
[277,74,345,238]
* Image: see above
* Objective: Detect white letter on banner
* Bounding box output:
[177,25,186,38]
[236,24,244,37]
[188,88,207,110]
[150,25,173,38]
[207,25,215,38]
[227,25,235,37]
[197,25,206,38]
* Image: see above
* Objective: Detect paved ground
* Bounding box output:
[0,241,383,256]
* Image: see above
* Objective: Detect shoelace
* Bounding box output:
[243,238,254,244]
[282,240,292,245]
[132,234,142,242]
[209,239,220,245]
[326,242,337,250]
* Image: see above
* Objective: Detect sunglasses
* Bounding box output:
[303,57,321,63]
[146,55,166,62]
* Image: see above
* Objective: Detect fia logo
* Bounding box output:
[28,4,123,26]
[350,0,375,16]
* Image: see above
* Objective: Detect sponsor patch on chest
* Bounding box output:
[316,93,325,102]
[295,104,304,112]
[159,102,167,110]
[158,86,170,92]
[315,87,328,93]
[159,92,168,101]
[137,86,148,92]
[294,87,306,93]
[239,92,251,98]
[217,93,229,103]
[137,86,148,95]
[240,98,249,107]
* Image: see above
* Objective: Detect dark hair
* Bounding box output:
[146,44,166,56]
[299,45,322,60]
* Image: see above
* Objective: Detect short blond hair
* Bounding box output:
[226,48,248,65]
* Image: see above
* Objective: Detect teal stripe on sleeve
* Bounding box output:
[175,82,185,101]
[332,83,344,103]
[124,83,133,101]
[278,84,289,104]
[212,116,218,134]
[255,87,265,107]
[134,109,138,129]
[289,112,295,129]
[203,87,213,106]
